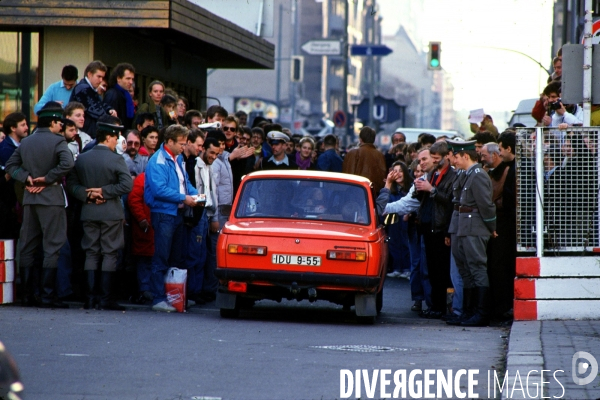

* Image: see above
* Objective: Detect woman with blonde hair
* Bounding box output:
[296,136,316,170]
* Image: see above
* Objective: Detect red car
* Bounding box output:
[215,170,388,323]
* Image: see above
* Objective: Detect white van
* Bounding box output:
[375,128,461,150]
[508,98,538,127]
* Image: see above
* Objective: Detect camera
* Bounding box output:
[549,99,562,111]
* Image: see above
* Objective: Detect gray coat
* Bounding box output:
[447,169,466,235]
[67,145,133,221]
[5,128,74,206]
[457,163,496,237]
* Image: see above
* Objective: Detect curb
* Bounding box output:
[503,321,544,399]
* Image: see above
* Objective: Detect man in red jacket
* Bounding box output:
[128,172,154,304]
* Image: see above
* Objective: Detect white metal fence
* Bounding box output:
[516,127,600,254]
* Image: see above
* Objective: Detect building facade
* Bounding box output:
[0,0,274,125]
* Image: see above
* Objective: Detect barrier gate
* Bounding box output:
[514,127,600,320]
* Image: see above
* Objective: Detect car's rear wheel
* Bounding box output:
[376,288,383,315]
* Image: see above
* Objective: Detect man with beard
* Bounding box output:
[489,133,516,319]
[122,130,148,177]
[194,137,220,302]
[0,112,29,239]
[410,141,456,318]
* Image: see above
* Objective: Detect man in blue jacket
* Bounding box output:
[145,125,200,312]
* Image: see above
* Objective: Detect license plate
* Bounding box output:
[272,254,321,266]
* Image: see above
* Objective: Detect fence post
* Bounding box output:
[535,127,544,257]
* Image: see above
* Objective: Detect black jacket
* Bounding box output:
[415,165,456,233]
[104,87,133,129]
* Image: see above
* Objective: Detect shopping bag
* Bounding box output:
[165,267,187,313]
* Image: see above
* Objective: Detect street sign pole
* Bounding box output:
[584,0,592,126]
[343,0,350,146]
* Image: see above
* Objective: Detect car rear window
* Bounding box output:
[235,178,371,225]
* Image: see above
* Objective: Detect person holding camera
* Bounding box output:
[542,81,583,130]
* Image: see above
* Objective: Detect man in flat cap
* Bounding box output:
[261,131,298,170]
[5,101,74,308]
[447,139,496,327]
[67,115,133,310]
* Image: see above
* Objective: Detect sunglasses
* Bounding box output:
[127,141,141,146]
[222,126,237,132]
[270,140,284,145]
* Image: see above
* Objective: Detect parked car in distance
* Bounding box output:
[375,128,460,151]
[215,170,388,323]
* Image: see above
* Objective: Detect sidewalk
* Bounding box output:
[506,320,600,399]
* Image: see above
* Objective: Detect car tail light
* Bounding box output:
[227,281,247,293]
[326,250,366,261]
[227,244,267,255]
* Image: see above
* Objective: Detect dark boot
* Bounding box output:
[83,270,97,310]
[40,268,68,309]
[98,271,125,311]
[446,287,473,325]
[19,267,39,307]
[461,286,490,327]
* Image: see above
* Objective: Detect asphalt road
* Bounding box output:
[0,278,508,400]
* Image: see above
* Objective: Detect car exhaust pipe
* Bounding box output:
[290,282,300,295]
[308,288,317,302]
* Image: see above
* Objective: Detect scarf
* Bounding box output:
[115,83,135,118]
[430,163,449,187]
[295,152,311,170]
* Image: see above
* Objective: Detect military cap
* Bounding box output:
[36,101,64,119]
[266,130,289,144]
[447,138,476,152]
[198,121,221,130]
[96,121,125,135]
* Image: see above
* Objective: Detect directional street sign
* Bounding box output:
[350,44,393,56]
[301,40,342,56]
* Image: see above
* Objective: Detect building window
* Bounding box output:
[0,31,39,123]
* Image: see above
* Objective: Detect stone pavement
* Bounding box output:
[505,320,600,399]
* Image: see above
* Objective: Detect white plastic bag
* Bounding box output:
[165,268,187,313]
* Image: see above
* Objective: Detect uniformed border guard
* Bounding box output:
[67,116,133,310]
[5,101,74,308]
[448,140,496,327]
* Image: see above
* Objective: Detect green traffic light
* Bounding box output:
[430,59,439,68]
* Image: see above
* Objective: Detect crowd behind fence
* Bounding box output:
[516,127,600,254]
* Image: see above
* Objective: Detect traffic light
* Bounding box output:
[428,42,441,70]
[291,55,304,82]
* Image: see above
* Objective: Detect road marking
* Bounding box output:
[60,353,89,357]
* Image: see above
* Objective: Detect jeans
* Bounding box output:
[136,256,152,293]
[150,211,185,305]
[183,212,208,295]
[407,224,423,302]
[56,241,72,298]
[419,235,432,308]
[202,227,219,294]
[387,219,411,273]
[450,251,463,315]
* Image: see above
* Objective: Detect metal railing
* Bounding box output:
[516,127,600,255]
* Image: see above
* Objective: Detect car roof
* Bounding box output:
[243,170,372,185]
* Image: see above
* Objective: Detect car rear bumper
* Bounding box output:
[215,268,381,291]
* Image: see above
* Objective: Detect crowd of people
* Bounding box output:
[0,60,348,312]
[0,52,577,324]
